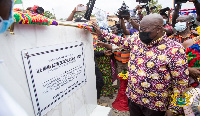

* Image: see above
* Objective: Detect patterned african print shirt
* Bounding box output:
[101,32,189,114]
[168,30,199,44]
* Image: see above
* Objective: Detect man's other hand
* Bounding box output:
[104,50,112,56]
[91,21,102,35]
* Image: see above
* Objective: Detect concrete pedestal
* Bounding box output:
[0,23,111,116]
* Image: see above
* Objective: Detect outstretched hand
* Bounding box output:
[97,40,104,47]
[91,32,98,35]
[91,21,102,35]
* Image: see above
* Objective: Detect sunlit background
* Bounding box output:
[14,0,196,20]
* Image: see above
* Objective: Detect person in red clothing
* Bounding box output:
[27,5,44,15]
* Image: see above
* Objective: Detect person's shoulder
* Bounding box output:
[167,33,181,43]
[168,33,177,38]
[129,32,139,43]
[165,36,184,49]
[130,32,139,39]
[165,38,185,58]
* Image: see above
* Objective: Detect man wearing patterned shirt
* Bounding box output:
[92,13,189,116]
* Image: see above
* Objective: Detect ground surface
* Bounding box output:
[99,90,130,116]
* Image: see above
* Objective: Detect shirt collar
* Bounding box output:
[174,30,197,38]
[141,34,166,48]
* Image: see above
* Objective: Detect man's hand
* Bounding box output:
[188,67,200,82]
[97,40,104,47]
[91,32,98,35]
[104,50,112,56]
[91,21,102,35]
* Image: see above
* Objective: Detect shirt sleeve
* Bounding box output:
[100,32,138,49]
[167,46,189,115]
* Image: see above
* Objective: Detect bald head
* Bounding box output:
[177,15,193,22]
[139,13,165,43]
[140,13,163,27]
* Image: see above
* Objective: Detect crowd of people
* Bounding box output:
[1,0,200,116]
[66,0,200,115]
[74,0,200,116]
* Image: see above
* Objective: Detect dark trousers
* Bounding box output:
[95,65,104,99]
[128,99,166,116]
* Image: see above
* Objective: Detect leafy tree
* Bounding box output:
[149,0,162,13]
[59,18,68,21]
[91,14,96,17]
[74,11,86,18]
[142,0,162,16]
[43,11,56,19]
[73,12,95,19]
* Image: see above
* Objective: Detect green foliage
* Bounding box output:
[142,11,147,16]
[91,14,96,17]
[14,0,22,4]
[59,18,67,21]
[141,0,162,16]
[121,69,127,74]
[43,11,56,19]
[74,11,86,18]
[149,0,162,13]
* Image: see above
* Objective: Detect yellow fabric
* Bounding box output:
[196,26,200,35]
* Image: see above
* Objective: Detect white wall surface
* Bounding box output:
[0,23,97,116]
